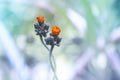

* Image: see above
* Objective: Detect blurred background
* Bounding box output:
[0,0,120,80]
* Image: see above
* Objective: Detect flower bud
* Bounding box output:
[52,26,61,35]
[36,16,44,23]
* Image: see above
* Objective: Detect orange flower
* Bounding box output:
[36,16,44,23]
[52,26,61,35]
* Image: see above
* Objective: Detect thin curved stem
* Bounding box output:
[39,35,56,68]
[39,35,49,51]
[39,34,58,80]
[49,45,58,80]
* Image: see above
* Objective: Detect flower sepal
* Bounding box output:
[45,33,62,46]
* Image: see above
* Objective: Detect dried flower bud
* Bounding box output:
[36,16,44,23]
[52,26,61,35]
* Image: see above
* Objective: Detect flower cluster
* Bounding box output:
[34,16,61,80]
[34,16,62,46]
[34,16,49,37]
[45,26,62,46]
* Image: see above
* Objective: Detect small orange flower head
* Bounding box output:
[36,16,44,23]
[52,26,61,35]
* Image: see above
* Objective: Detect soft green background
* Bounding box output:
[0,0,120,80]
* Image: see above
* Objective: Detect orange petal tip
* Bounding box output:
[52,26,61,35]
